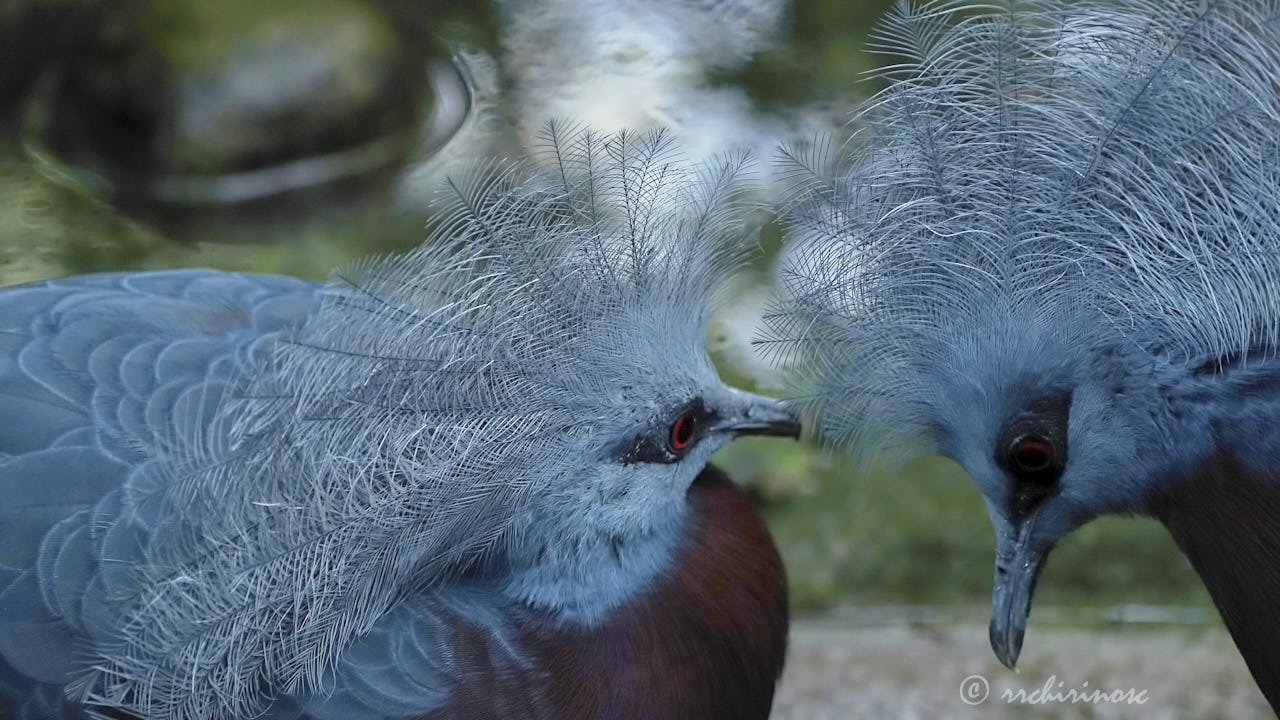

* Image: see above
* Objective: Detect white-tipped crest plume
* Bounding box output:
[77,125,758,720]
[762,0,1280,460]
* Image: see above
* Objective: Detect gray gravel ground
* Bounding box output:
[773,615,1269,719]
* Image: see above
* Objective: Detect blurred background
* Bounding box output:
[0,0,1266,715]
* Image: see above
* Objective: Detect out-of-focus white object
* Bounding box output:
[399,0,836,206]
[399,0,832,389]
[499,0,783,146]
[397,48,513,207]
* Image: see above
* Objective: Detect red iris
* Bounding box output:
[1009,435,1054,475]
[670,413,696,450]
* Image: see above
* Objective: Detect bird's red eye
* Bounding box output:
[670,412,696,450]
[1008,435,1054,476]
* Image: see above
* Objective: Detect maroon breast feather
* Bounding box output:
[424,464,788,720]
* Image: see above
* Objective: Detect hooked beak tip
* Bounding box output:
[989,617,1025,669]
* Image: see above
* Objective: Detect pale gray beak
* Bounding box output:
[713,390,801,439]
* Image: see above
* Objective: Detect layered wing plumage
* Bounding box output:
[0,270,319,718]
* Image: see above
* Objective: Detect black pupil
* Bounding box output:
[672,414,695,448]
[1011,438,1051,473]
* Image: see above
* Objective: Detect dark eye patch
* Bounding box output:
[614,398,712,465]
[995,391,1071,516]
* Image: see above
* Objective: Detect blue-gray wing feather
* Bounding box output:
[301,588,530,720]
[0,270,319,715]
[0,269,533,719]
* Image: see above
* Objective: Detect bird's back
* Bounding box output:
[0,269,320,718]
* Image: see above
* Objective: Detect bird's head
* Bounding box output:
[497,337,799,622]
[241,124,798,626]
[767,0,1280,672]
[914,309,1187,668]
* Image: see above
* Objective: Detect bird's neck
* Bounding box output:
[1151,453,1280,711]
[519,465,788,719]
[502,482,691,628]
[419,466,787,720]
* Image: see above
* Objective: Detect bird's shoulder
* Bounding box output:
[294,585,549,720]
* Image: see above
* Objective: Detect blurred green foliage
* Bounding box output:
[730,0,898,106]
[0,0,1212,614]
[717,443,1211,611]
